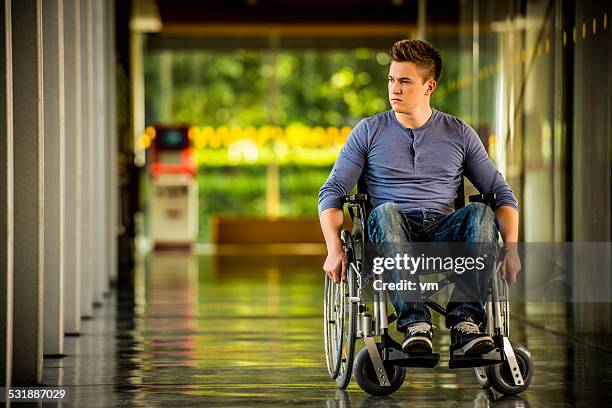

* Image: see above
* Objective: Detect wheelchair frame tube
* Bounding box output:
[379,294,388,331]
[491,261,504,335]
[373,291,380,335]
[504,280,510,337]
[486,297,494,336]
[376,273,389,332]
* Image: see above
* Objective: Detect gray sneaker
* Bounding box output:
[450,321,494,355]
[401,322,433,354]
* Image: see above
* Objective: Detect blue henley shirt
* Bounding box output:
[317,108,518,216]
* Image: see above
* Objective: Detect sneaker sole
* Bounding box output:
[402,336,433,354]
[457,337,494,355]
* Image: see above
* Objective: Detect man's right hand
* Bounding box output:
[323,249,349,284]
[319,208,348,283]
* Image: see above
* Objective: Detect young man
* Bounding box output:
[318,39,521,355]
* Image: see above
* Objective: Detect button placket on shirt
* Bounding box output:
[403,128,416,173]
[413,129,422,168]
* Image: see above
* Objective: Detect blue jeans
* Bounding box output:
[367,202,499,331]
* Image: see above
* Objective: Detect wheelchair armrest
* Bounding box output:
[343,194,370,225]
[343,193,368,204]
[469,192,497,209]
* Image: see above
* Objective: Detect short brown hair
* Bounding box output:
[390,39,442,83]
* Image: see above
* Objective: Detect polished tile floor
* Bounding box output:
[42,251,612,407]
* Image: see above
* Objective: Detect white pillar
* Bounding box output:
[1,0,14,388]
[79,0,94,318]
[107,0,118,286]
[11,0,44,384]
[131,31,145,167]
[42,0,65,357]
[416,0,426,39]
[62,0,81,334]
[92,0,107,306]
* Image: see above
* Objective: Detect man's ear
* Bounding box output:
[425,79,437,96]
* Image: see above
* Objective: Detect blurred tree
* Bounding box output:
[145,48,394,128]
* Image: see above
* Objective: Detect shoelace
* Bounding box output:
[453,321,480,334]
[406,322,432,335]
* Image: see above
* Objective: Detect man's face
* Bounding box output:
[388,61,435,113]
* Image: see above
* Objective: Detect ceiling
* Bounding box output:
[154,0,462,32]
[144,0,465,50]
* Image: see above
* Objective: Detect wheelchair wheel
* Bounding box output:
[486,342,534,395]
[353,346,406,396]
[323,234,358,388]
[473,367,491,388]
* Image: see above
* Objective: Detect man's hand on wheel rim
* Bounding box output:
[501,244,521,285]
[323,249,348,284]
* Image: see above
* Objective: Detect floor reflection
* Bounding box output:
[41,250,612,407]
[326,389,530,408]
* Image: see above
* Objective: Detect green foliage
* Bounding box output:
[195,164,332,241]
[144,48,391,128]
[279,165,333,216]
[145,48,391,241]
[196,165,267,241]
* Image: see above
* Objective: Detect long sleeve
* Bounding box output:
[463,124,518,210]
[317,120,369,215]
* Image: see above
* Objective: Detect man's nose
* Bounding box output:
[391,82,401,93]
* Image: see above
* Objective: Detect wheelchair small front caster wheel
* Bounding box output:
[353,347,406,396]
[486,342,534,395]
[473,366,491,388]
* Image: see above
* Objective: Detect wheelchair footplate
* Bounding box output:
[448,346,502,369]
[380,336,440,368]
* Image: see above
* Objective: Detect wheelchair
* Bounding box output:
[323,180,534,396]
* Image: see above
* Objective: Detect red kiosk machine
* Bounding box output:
[149,125,198,248]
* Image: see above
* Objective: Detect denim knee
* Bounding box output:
[367,202,407,243]
[464,202,498,243]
